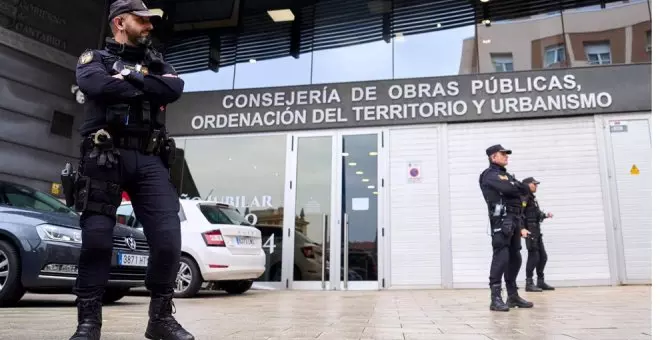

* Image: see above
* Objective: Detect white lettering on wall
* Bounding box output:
[180,194,274,209]
[187,73,621,130]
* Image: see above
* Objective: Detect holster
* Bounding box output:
[501,215,514,236]
[60,162,78,207]
[160,136,177,169]
[73,175,122,216]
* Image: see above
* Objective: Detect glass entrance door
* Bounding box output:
[287,131,383,291]
[288,134,336,290]
[338,132,381,290]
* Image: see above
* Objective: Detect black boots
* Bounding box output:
[69,297,102,340]
[507,293,534,308]
[489,284,509,312]
[525,278,543,292]
[537,278,555,290]
[144,293,195,340]
[70,293,194,340]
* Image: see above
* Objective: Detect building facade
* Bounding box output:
[0,0,105,193]
[460,0,651,73]
[0,0,651,291]
[168,1,652,290]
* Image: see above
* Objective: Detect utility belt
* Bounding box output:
[489,203,521,218]
[60,128,177,217]
[59,159,123,216]
[81,128,175,161]
[489,202,521,237]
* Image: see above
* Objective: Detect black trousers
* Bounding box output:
[489,214,523,296]
[525,234,548,280]
[73,148,181,299]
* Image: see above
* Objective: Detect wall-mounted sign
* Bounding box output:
[50,182,61,196]
[407,161,422,183]
[630,164,640,175]
[0,0,104,68]
[167,64,651,136]
[610,120,629,133]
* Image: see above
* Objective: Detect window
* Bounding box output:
[116,203,186,230]
[50,111,74,139]
[646,30,651,54]
[544,44,566,67]
[234,54,312,89]
[0,182,78,217]
[491,53,514,72]
[394,27,475,78]
[312,40,392,84]
[584,42,611,65]
[198,204,251,225]
[177,134,288,282]
[116,204,136,227]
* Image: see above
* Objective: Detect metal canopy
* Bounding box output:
[146,0,618,74]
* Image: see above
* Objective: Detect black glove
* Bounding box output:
[145,49,166,74]
[146,48,178,75]
[88,131,120,169]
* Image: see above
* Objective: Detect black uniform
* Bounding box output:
[522,177,555,291]
[478,144,533,312]
[60,1,194,340]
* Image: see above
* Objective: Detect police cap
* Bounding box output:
[522,177,540,185]
[486,144,512,157]
[108,0,163,21]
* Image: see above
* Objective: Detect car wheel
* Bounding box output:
[102,288,130,304]
[174,256,202,299]
[0,240,26,307]
[223,280,253,295]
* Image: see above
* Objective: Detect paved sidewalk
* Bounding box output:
[0,286,650,340]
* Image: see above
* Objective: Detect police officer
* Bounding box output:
[479,144,534,312]
[521,177,555,292]
[62,0,194,339]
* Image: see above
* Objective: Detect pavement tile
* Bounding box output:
[0,285,649,340]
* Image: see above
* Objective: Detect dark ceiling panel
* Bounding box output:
[154,0,627,74]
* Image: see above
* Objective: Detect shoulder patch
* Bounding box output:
[78,50,94,65]
[498,174,508,180]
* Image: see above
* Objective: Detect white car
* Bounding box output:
[116,199,266,298]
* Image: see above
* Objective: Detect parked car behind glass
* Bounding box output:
[0,180,148,306]
[117,200,265,298]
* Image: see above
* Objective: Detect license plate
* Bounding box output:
[118,253,149,267]
[234,236,255,246]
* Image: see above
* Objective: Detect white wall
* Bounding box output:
[388,127,442,287]
[445,116,612,288]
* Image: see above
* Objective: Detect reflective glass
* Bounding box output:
[312,41,393,84]
[561,0,651,67]
[292,136,333,282]
[476,12,566,73]
[175,135,288,283]
[179,66,235,92]
[234,54,312,89]
[341,134,379,282]
[394,27,476,78]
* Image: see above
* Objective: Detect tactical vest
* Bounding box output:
[93,49,166,137]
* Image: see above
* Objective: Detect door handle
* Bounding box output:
[321,213,328,289]
[343,213,348,289]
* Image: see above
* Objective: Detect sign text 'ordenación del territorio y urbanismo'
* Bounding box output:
[190,74,613,131]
